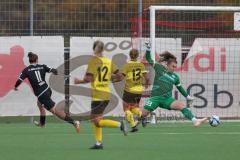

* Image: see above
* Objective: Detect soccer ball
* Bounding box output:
[209,115,220,127]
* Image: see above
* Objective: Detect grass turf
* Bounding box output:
[0,122,239,160]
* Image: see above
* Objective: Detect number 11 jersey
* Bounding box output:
[18,64,53,97]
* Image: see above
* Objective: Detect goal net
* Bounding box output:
[139,6,240,121]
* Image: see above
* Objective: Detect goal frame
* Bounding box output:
[149,5,240,61]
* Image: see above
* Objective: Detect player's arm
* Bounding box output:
[111,62,123,83]
[175,75,188,97]
[111,63,126,83]
[143,72,150,89]
[145,42,167,69]
[145,47,155,66]
[111,71,123,83]
[44,65,58,75]
[175,75,194,105]
[14,69,27,90]
[74,73,94,84]
[74,60,94,84]
[141,64,150,89]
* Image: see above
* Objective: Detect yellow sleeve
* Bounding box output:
[86,59,95,75]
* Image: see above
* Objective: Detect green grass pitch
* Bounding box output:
[0,121,239,160]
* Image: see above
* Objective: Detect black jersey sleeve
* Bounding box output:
[43,65,58,75]
[19,69,28,81]
[43,64,52,73]
[15,68,27,88]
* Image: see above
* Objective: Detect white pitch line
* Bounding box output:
[73,132,240,136]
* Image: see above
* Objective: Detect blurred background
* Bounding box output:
[0,0,240,121]
[0,0,239,38]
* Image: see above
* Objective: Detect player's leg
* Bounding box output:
[140,96,160,127]
[90,101,128,149]
[91,101,122,128]
[122,91,137,130]
[128,95,143,131]
[93,101,127,132]
[131,106,142,118]
[34,101,46,127]
[38,90,80,133]
[49,106,80,133]
[90,115,104,149]
[170,99,207,127]
[130,95,142,119]
[123,102,138,132]
[123,91,142,131]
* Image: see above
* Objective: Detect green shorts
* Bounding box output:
[144,96,175,111]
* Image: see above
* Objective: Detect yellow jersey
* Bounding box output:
[121,60,146,94]
[86,56,117,101]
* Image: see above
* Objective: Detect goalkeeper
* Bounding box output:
[140,42,207,127]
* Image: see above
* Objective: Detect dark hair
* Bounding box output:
[28,52,38,63]
[93,40,104,51]
[159,51,177,64]
[129,49,139,59]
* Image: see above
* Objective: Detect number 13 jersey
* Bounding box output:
[121,60,146,94]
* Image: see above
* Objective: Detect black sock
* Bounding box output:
[64,115,74,125]
[40,115,46,126]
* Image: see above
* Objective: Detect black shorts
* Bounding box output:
[91,100,109,115]
[38,89,55,110]
[122,90,142,104]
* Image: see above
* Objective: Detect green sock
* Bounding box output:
[181,108,195,120]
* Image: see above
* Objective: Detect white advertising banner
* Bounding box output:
[69,37,181,117]
[178,38,240,118]
[1,37,239,118]
[70,37,240,118]
[0,36,64,116]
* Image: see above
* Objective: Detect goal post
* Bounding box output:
[150,6,240,62]
[146,5,240,120]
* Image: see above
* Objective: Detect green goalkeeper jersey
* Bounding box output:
[146,50,188,98]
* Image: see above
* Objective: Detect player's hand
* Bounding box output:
[51,69,58,75]
[186,95,194,107]
[144,41,151,50]
[74,78,80,84]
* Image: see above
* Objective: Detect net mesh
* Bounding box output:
[0,0,240,119]
[0,0,239,37]
[140,7,240,120]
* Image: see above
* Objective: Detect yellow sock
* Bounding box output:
[131,107,142,117]
[92,124,102,142]
[98,119,120,128]
[125,110,136,127]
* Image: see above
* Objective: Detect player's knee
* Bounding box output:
[142,109,150,117]
[49,107,56,114]
[123,103,131,111]
[92,120,100,127]
[37,101,41,107]
[177,102,185,109]
[123,106,131,112]
[91,116,102,127]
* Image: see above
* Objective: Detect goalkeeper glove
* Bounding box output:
[144,41,151,51]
